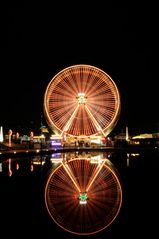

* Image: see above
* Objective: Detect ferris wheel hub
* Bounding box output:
[77,93,87,104]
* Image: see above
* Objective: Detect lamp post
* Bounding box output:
[8,129,13,147]
[0,126,4,150]
[0,126,4,143]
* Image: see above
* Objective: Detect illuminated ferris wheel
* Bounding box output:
[44,64,120,137]
[45,157,122,235]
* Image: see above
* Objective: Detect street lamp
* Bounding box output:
[0,126,3,143]
[8,129,13,147]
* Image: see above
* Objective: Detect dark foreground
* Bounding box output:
[0,149,159,238]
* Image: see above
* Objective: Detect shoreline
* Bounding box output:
[0,145,158,161]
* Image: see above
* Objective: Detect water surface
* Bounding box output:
[0,150,158,238]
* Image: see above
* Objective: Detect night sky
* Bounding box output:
[1,7,158,135]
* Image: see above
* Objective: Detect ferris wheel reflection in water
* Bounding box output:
[43,65,122,235]
[44,153,122,236]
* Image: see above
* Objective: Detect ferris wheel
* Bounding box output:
[44,64,120,137]
[45,157,122,235]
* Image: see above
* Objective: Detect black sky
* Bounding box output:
[1,7,158,135]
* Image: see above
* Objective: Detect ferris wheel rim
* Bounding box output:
[44,64,120,137]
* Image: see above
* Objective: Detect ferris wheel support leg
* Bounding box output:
[60,105,79,136]
[85,105,106,137]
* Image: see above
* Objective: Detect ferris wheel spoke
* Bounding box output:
[61,161,81,193]
[60,105,79,136]
[85,105,106,136]
[86,160,105,192]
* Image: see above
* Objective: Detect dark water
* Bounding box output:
[0,149,159,238]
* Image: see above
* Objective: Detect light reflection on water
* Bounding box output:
[0,151,141,177]
[0,150,159,238]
